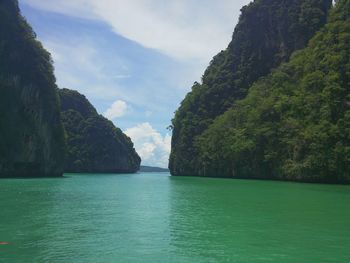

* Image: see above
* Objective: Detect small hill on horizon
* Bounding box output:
[139,166,170,173]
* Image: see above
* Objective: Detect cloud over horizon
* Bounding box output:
[124,123,171,168]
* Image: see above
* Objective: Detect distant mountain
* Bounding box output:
[58,88,141,173]
[139,166,169,173]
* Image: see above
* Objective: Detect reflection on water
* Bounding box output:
[0,174,350,262]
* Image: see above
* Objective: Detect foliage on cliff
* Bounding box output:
[170,0,333,176]
[59,89,141,173]
[197,0,350,182]
[0,0,66,177]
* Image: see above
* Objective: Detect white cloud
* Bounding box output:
[22,0,250,62]
[104,100,128,120]
[124,123,171,168]
[21,0,252,113]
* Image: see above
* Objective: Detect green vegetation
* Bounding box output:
[171,0,350,183]
[197,0,350,182]
[170,0,333,177]
[0,0,66,177]
[59,89,141,173]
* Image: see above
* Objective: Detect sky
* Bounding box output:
[19,0,251,168]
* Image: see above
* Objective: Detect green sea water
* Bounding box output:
[0,173,349,262]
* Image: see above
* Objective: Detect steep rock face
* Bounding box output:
[197,0,350,182]
[0,0,66,177]
[59,89,141,173]
[170,0,332,176]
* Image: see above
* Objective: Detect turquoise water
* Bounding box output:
[0,173,350,262]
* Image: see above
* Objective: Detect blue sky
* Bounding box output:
[19,0,250,168]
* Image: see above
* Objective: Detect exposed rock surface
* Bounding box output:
[0,0,66,177]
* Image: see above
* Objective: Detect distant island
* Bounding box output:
[139,166,169,173]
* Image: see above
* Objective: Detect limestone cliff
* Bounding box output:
[0,0,66,177]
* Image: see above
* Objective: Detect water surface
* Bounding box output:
[0,173,349,262]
